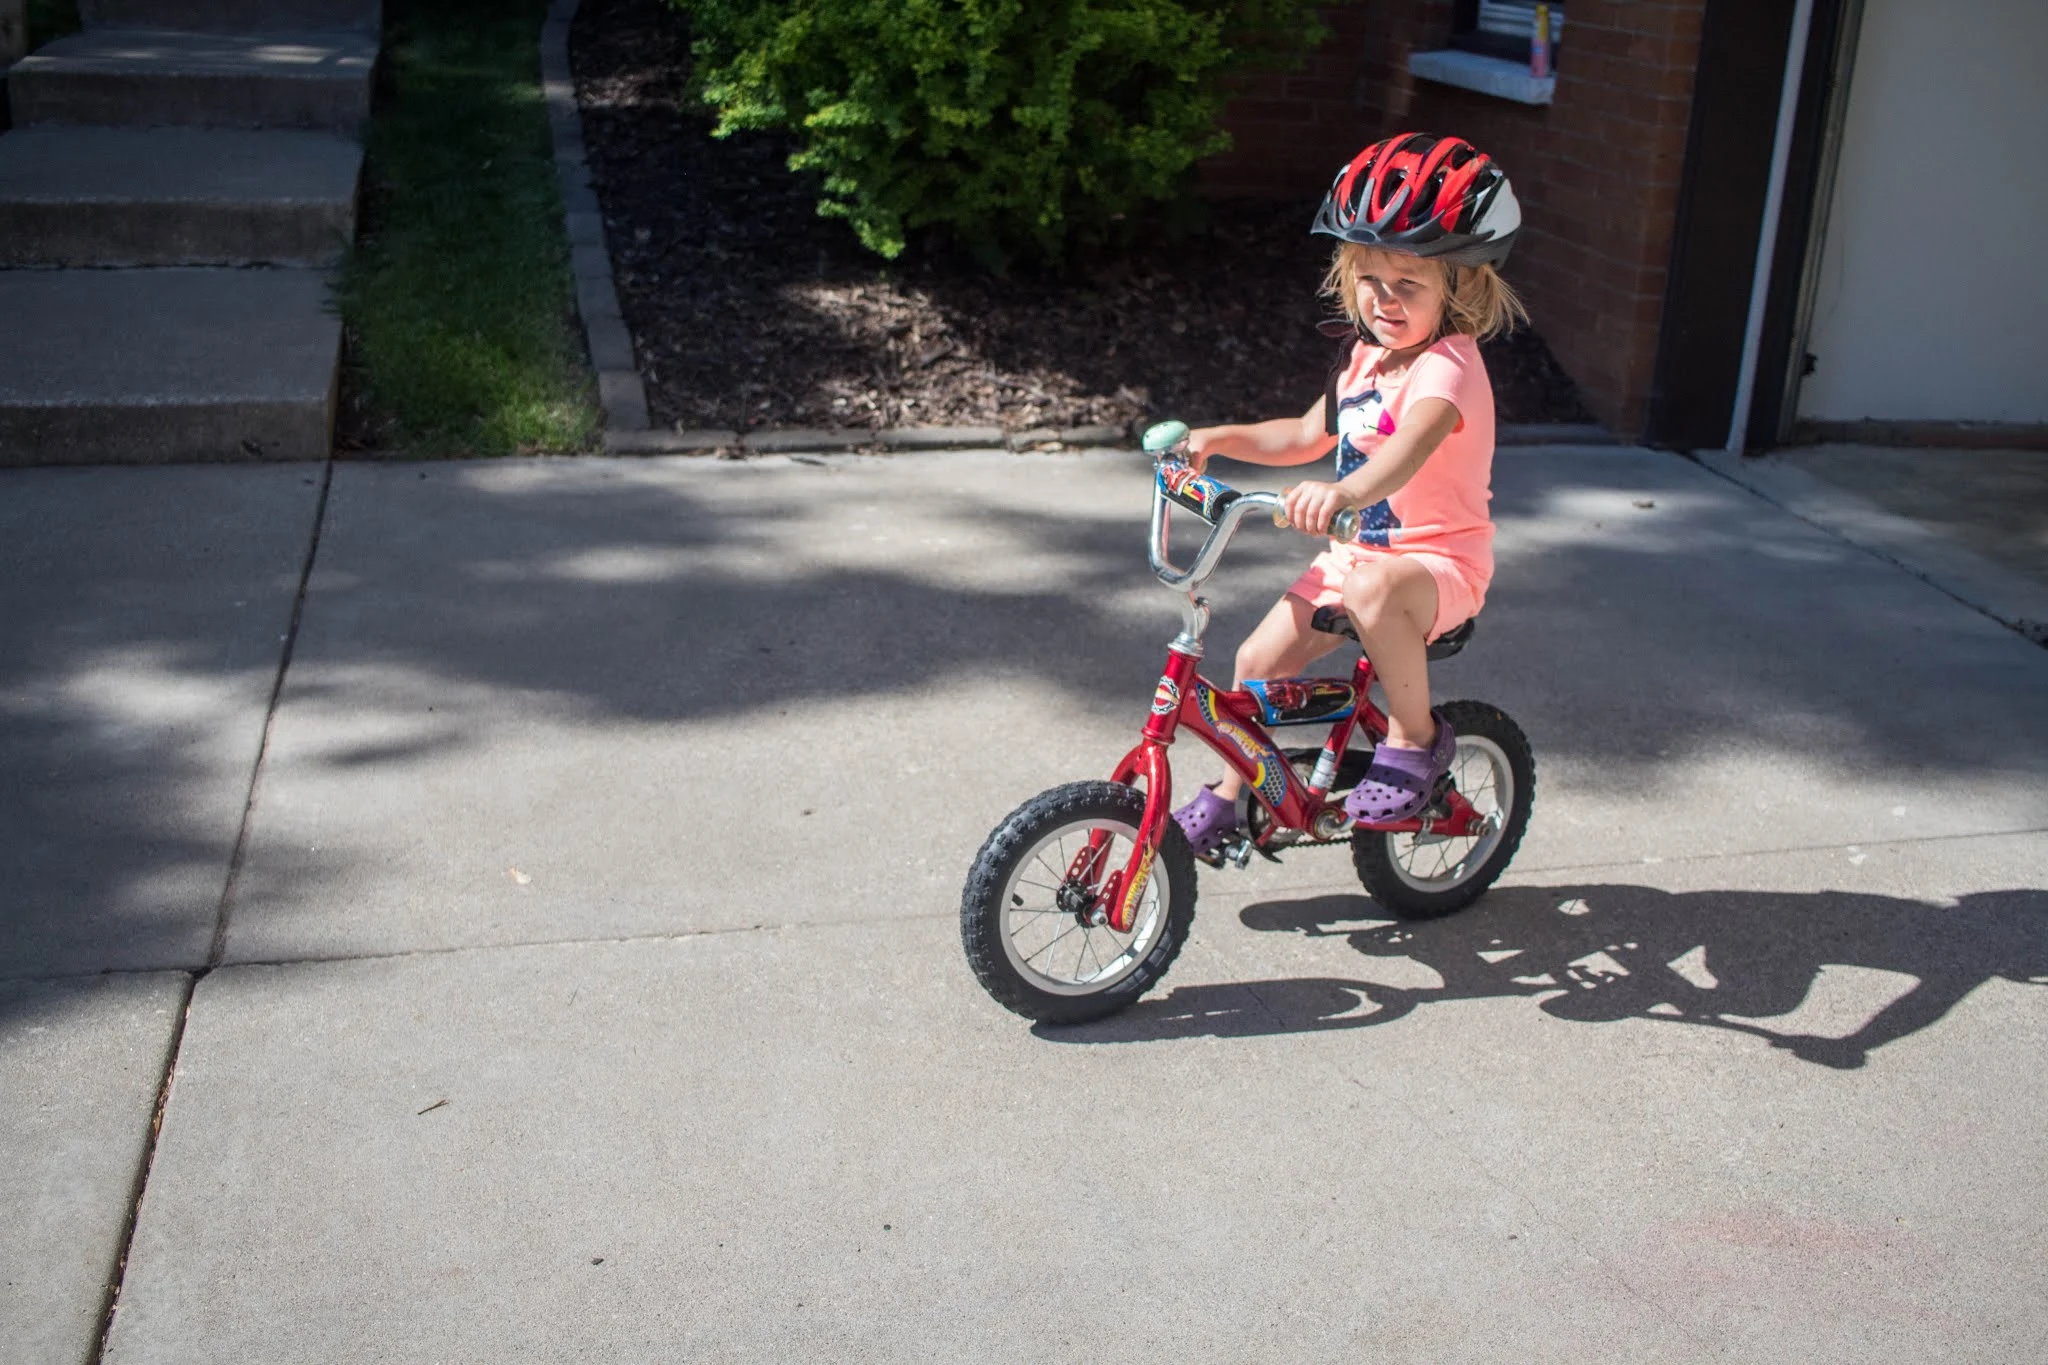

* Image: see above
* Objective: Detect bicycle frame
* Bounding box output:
[1085,444,1488,933]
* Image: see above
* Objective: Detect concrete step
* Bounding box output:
[0,126,363,266]
[6,29,378,134]
[82,0,381,32]
[0,267,340,464]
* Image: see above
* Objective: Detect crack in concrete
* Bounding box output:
[207,456,334,968]
[1688,449,2048,649]
[1512,824,2048,877]
[12,909,951,988]
[8,823,2045,994]
[88,972,195,1365]
[1202,825,2048,900]
[89,455,334,1362]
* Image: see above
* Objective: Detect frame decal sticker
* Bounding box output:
[1245,677,1357,726]
[1194,681,1289,809]
[1150,676,1182,716]
[1119,843,1157,925]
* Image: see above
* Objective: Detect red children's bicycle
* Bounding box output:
[961,420,1536,1024]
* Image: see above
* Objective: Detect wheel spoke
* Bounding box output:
[1023,919,1085,968]
[1009,921,1051,960]
[1383,732,1516,892]
[987,803,1174,998]
[1098,927,1130,973]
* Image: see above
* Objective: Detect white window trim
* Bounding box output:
[1408,48,1555,106]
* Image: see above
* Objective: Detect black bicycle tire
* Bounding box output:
[960,780,1197,1024]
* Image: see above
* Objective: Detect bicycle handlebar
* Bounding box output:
[1142,420,1358,592]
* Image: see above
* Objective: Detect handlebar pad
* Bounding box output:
[1156,462,1240,523]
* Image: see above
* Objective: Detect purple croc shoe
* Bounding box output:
[1171,785,1240,861]
[1345,711,1457,825]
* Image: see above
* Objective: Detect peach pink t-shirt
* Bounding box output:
[1330,332,1496,588]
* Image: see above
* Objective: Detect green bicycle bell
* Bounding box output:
[1141,420,1190,455]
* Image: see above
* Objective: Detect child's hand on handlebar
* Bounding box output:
[1281,480,1355,536]
[1183,428,1220,473]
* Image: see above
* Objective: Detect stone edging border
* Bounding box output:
[607,424,1127,455]
[540,6,1614,458]
[603,421,1617,454]
[541,0,650,433]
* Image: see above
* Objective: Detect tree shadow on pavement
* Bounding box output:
[272,454,2048,753]
[0,465,331,996]
[1039,883,2048,1068]
[8,448,2048,1012]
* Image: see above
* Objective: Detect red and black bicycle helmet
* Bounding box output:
[1312,132,1520,266]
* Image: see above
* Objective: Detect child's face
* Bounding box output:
[1352,248,1447,351]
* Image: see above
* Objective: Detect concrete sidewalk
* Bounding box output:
[3,445,2045,1363]
[1699,444,2048,646]
[1775,445,2048,588]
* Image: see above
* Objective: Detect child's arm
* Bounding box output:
[1282,398,1461,535]
[1186,399,1335,471]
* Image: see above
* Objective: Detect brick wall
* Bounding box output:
[1205,1,1706,438]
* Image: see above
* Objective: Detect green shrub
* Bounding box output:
[676,0,1335,268]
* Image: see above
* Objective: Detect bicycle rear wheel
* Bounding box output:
[961,781,1196,1024]
[1352,699,1534,919]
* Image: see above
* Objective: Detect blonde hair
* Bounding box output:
[1320,243,1528,343]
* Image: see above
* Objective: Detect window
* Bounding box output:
[1408,0,1561,104]
[1450,1,1565,68]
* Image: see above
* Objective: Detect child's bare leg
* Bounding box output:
[1212,594,1341,800]
[1341,558,1440,748]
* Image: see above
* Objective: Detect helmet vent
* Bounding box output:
[1311,132,1521,268]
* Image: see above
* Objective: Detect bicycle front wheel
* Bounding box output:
[960,781,1196,1024]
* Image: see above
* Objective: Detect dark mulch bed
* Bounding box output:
[569,0,1593,435]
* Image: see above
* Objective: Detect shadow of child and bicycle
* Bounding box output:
[1037,882,2048,1068]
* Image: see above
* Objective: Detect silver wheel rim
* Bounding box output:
[1383,732,1513,892]
[998,814,1169,997]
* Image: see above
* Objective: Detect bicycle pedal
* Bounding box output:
[1422,773,1456,818]
[1199,835,1257,870]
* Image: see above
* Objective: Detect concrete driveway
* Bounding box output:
[5,445,2045,1363]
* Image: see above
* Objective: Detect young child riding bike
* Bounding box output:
[1173,132,1527,859]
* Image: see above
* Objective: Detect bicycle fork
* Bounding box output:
[1090,648,1199,933]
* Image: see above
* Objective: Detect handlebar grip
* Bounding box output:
[1157,460,1239,521]
[1270,498,1362,542]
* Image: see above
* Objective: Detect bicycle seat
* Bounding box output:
[1310,605,1477,660]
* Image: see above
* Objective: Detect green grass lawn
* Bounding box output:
[339,0,598,456]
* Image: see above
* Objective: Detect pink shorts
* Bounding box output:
[1287,544,1487,642]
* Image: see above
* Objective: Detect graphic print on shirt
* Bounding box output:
[1333,388,1402,546]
